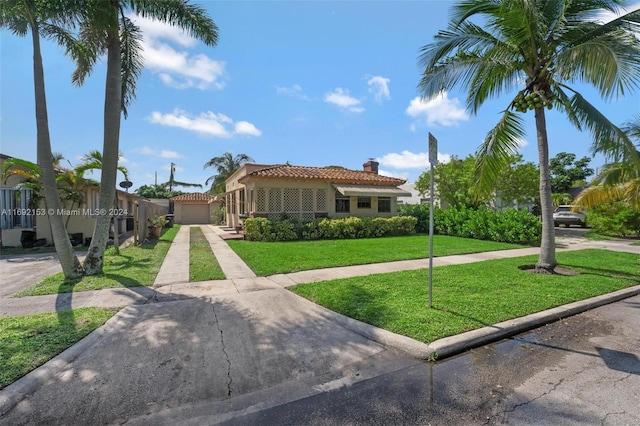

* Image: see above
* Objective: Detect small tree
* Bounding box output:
[549,152,594,193]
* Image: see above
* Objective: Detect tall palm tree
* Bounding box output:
[204,152,254,194]
[418,0,640,273]
[574,116,640,211]
[1,0,83,278]
[72,1,218,274]
[166,162,202,192]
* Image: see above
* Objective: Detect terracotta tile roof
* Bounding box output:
[240,165,406,186]
[170,192,218,202]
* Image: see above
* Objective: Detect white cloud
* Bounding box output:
[367,76,391,103]
[159,150,183,159]
[324,88,364,112]
[130,15,226,90]
[136,146,157,156]
[377,150,452,169]
[148,109,261,138]
[406,92,469,127]
[276,84,309,100]
[234,121,262,137]
[516,137,529,147]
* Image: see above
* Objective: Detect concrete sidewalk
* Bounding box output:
[1,227,639,423]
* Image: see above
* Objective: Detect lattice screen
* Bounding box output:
[256,188,266,212]
[316,189,327,211]
[301,212,315,221]
[268,188,282,212]
[301,189,313,212]
[284,188,300,212]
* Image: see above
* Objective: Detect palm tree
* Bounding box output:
[418,0,640,273]
[72,1,218,274]
[166,162,202,192]
[204,152,255,194]
[574,116,640,211]
[75,149,130,254]
[1,0,83,278]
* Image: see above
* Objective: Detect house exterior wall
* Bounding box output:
[225,177,400,228]
[34,187,139,246]
[173,201,218,225]
[0,155,36,247]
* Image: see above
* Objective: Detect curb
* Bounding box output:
[297,285,640,361]
[0,306,133,416]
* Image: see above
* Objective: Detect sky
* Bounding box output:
[1,0,639,193]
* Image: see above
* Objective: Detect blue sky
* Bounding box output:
[2,1,639,192]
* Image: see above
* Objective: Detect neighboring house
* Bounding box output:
[170,192,223,225]
[1,153,166,247]
[397,183,432,205]
[224,160,411,228]
[1,154,35,247]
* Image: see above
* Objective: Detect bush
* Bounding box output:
[401,204,541,245]
[398,204,430,233]
[586,201,640,237]
[243,215,417,241]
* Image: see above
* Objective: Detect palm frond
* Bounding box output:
[568,91,640,164]
[473,109,526,198]
[119,15,143,118]
[128,0,219,46]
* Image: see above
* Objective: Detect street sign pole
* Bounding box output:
[428,133,438,309]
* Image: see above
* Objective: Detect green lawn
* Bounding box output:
[14,226,180,296]
[227,235,524,276]
[290,249,640,344]
[0,308,117,389]
[190,227,225,281]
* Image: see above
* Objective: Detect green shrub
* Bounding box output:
[398,204,430,233]
[401,204,541,245]
[586,201,640,237]
[386,216,417,236]
[243,217,272,241]
[244,215,417,241]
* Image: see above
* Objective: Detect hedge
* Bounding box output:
[243,216,417,242]
[398,204,541,245]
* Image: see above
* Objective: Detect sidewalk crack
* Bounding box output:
[212,303,232,398]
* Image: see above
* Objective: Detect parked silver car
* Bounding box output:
[553,205,587,228]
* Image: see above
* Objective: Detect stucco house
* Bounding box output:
[1,153,166,247]
[224,160,411,228]
[170,192,223,225]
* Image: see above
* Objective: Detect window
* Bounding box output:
[335,193,350,213]
[0,188,33,229]
[357,197,371,209]
[239,189,245,215]
[378,197,391,213]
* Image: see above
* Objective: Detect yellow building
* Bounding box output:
[225,160,411,228]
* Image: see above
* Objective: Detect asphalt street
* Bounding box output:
[216,295,640,426]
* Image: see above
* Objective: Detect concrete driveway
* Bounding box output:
[0,253,70,298]
[0,289,404,425]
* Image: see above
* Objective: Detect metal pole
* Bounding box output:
[428,166,434,308]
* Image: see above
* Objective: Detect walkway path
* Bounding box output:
[2,225,639,318]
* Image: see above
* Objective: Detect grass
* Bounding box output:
[583,230,614,241]
[290,249,640,344]
[227,235,524,276]
[14,226,180,296]
[632,241,640,246]
[189,227,225,281]
[0,308,117,389]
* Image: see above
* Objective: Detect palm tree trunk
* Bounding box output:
[534,107,557,273]
[83,27,121,275]
[30,19,83,278]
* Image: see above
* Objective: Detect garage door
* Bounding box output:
[181,204,211,224]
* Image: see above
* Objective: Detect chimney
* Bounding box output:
[363,159,379,174]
